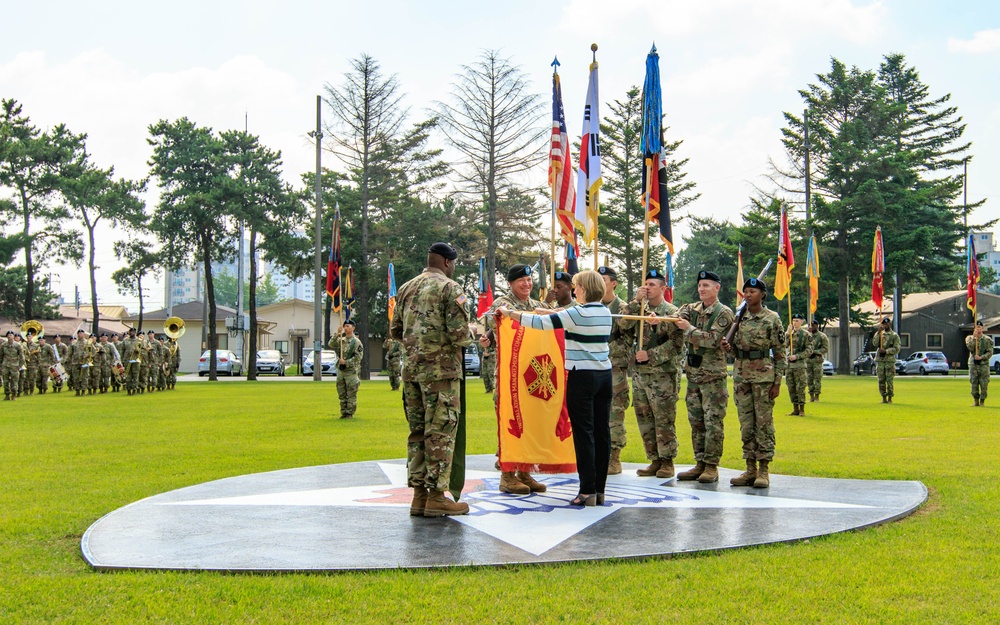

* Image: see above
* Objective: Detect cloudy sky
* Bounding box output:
[3,0,998,311]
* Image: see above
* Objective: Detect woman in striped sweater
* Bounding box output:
[497,270,613,506]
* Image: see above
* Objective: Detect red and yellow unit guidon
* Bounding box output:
[495,316,576,474]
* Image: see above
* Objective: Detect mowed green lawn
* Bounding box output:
[1,374,998,624]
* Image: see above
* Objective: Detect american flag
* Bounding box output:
[549,60,578,256]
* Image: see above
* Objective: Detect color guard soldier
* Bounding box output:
[806,320,830,402]
[37,337,56,394]
[966,320,991,406]
[785,314,811,416]
[1,330,25,401]
[332,320,364,418]
[598,266,632,475]
[873,317,901,403]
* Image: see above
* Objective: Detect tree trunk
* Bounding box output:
[837,225,851,374]
[137,276,144,332]
[247,227,258,381]
[203,238,218,381]
[21,188,34,320]
[88,219,100,336]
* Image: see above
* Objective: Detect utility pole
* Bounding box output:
[309,96,323,382]
[804,109,813,325]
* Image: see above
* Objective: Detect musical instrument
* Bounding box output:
[49,363,66,384]
[113,361,126,383]
[164,317,186,339]
[20,320,43,340]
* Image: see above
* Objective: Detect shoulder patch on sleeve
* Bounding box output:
[456,294,468,305]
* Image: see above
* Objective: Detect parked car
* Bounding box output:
[464,346,481,376]
[990,349,1000,374]
[302,350,338,376]
[198,350,243,376]
[822,360,834,375]
[853,352,877,376]
[899,351,949,375]
[255,349,285,376]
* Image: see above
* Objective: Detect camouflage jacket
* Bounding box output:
[678,299,735,383]
[619,298,684,373]
[810,331,830,360]
[0,340,25,368]
[38,343,58,367]
[24,341,41,367]
[93,342,109,365]
[785,327,812,370]
[68,341,89,366]
[389,267,474,383]
[966,334,992,366]
[330,335,364,376]
[383,338,404,365]
[483,293,542,358]
[55,342,68,362]
[873,330,900,362]
[603,296,633,368]
[732,306,786,385]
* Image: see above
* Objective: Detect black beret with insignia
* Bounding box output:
[976,320,984,327]
[881,317,891,324]
[645,269,666,282]
[598,266,617,279]
[343,319,356,327]
[507,264,531,282]
[697,270,721,283]
[792,313,805,320]
[553,271,572,284]
[744,277,767,292]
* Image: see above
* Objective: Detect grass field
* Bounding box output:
[1,374,998,623]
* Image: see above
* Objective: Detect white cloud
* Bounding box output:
[948,28,1000,54]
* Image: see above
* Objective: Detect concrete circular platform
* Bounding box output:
[81,455,927,571]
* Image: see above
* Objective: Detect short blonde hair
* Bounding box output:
[572,270,605,304]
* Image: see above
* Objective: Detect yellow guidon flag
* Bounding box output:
[495,316,576,474]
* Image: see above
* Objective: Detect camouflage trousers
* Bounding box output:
[2,366,17,396]
[403,378,461,492]
[75,365,91,391]
[125,362,142,392]
[970,363,990,401]
[734,381,776,461]
[18,368,26,394]
[876,361,895,399]
[36,368,49,392]
[481,353,496,393]
[685,377,729,465]
[337,373,360,417]
[139,365,150,391]
[631,369,678,462]
[806,359,824,396]
[99,363,113,390]
[89,363,102,391]
[388,360,401,391]
[610,365,631,450]
[786,367,807,405]
[24,366,38,394]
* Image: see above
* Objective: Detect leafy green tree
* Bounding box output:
[599,87,700,299]
[112,240,160,332]
[147,118,234,380]
[62,153,146,335]
[212,271,282,310]
[0,99,84,319]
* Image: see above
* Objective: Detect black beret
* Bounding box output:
[598,266,617,279]
[810,319,819,325]
[507,264,531,282]
[697,270,721,283]
[976,320,984,327]
[100,332,108,337]
[881,317,891,324]
[76,329,86,334]
[147,330,155,335]
[792,313,805,320]
[343,319,356,327]
[428,242,458,260]
[128,327,136,332]
[5,330,13,336]
[645,269,667,282]
[553,271,573,284]
[744,277,767,292]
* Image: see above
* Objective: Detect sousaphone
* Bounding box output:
[164,317,186,339]
[20,320,43,340]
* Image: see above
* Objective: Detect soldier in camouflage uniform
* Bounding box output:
[966,320,991,406]
[390,242,474,517]
[68,330,93,396]
[785,314,811,416]
[52,335,68,393]
[2,330,25,401]
[37,337,56,394]
[674,270,735,484]
[383,337,403,391]
[806,320,830,402]
[480,345,496,393]
[331,320,364,418]
[90,334,107,393]
[14,335,27,396]
[723,278,786,489]
[598,266,632,475]
[873,317,901,403]
[544,271,578,309]
[165,338,180,390]
[618,269,685,479]
[108,335,123,392]
[145,331,161,392]
[23,335,40,396]
[122,329,144,396]
[479,263,547,495]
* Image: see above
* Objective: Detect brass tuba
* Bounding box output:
[21,320,43,340]
[164,317,186,339]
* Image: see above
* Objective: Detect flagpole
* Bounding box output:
[638,159,652,348]
[591,44,600,271]
[550,59,559,285]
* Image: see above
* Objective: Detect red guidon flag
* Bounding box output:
[495,315,576,474]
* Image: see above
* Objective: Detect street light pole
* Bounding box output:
[310,95,324,382]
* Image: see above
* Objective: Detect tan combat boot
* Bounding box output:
[753,460,770,488]
[424,490,469,517]
[697,464,719,483]
[516,471,547,493]
[787,404,800,416]
[608,448,622,475]
[730,459,757,486]
[676,461,706,481]
[798,404,805,416]
[655,459,675,478]
[637,458,662,477]
[981,397,986,406]
[499,472,530,494]
[973,398,980,407]
[410,486,428,517]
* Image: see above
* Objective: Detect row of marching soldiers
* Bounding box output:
[1,326,180,400]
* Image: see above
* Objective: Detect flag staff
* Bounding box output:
[550,57,560,288]
[590,44,600,270]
